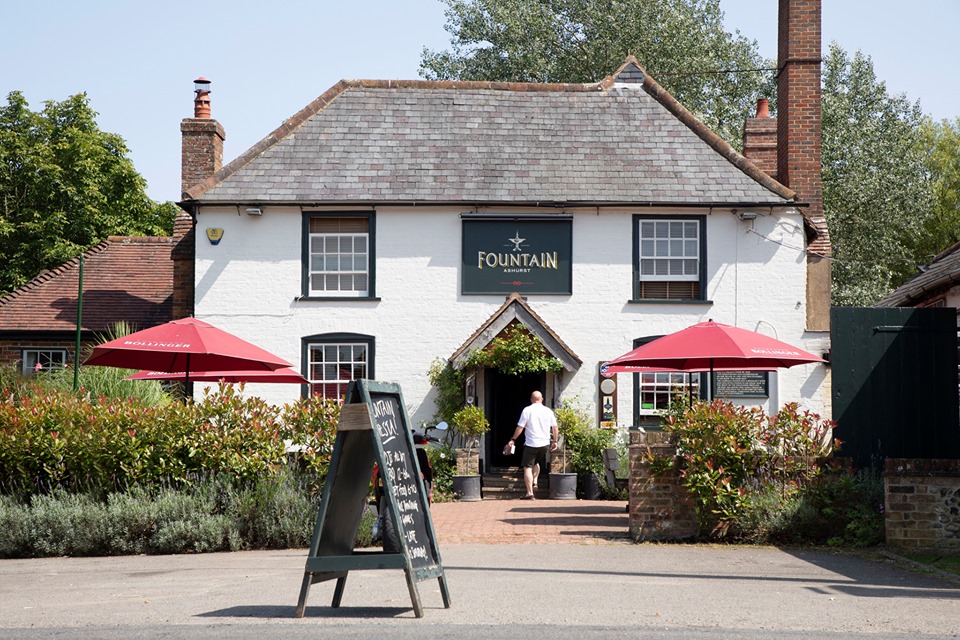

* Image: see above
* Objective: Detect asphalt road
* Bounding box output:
[2,544,959,639]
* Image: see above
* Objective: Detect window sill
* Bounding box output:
[296,296,382,302]
[627,298,713,305]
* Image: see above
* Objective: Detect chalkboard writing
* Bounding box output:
[713,371,769,398]
[370,392,435,569]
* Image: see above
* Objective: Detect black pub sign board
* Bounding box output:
[461,217,573,295]
[295,380,451,618]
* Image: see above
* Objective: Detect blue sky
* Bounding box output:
[2,0,957,204]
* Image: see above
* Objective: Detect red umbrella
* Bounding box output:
[84,317,292,384]
[126,367,308,384]
[604,321,825,373]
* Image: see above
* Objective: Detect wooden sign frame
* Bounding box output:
[295,379,451,618]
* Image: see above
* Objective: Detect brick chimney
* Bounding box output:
[180,77,225,198]
[777,0,830,331]
[742,98,777,177]
[174,77,226,320]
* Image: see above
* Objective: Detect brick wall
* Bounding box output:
[884,458,960,552]
[171,210,195,319]
[628,430,698,541]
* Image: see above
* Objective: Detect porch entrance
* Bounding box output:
[484,369,545,470]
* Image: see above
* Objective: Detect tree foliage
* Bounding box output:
[0,91,177,296]
[420,0,775,147]
[821,44,935,306]
[916,116,960,261]
[423,2,960,306]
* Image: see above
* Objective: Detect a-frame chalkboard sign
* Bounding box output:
[295,379,451,618]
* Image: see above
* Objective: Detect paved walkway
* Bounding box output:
[429,498,631,544]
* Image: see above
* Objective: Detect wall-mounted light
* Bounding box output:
[736,210,758,221]
[244,207,262,216]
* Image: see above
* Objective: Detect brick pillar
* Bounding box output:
[742,98,778,178]
[778,0,830,330]
[628,431,698,541]
[171,210,194,319]
[884,458,960,553]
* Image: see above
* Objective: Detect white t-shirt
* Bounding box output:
[517,402,556,448]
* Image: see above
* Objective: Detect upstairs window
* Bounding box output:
[303,214,374,298]
[633,216,706,300]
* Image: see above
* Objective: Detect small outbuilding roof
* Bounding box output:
[0,236,175,335]
[875,240,960,307]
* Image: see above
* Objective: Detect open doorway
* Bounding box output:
[485,369,545,470]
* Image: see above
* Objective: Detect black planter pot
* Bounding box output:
[578,472,603,500]
[549,472,577,500]
[452,474,482,501]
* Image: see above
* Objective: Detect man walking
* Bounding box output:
[505,391,558,499]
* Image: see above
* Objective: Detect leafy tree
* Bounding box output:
[916,117,960,261]
[821,44,935,306]
[0,91,177,295]
[423,3,954,306]
[420,0,775,147]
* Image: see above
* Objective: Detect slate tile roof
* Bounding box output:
[875,240,960,307]
[0,236,175,333]
[187,60,794,208]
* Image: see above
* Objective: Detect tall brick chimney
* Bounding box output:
[742,98,777,177]
[777,0,830,331]
[174,77,226,320]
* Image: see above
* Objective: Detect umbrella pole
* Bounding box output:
[709,359,714,402]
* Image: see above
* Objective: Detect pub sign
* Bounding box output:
[461,218,572,295]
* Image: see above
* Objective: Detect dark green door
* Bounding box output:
[831,307,960,467]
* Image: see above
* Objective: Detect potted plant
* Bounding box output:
[450,404,489,501]
[555,399,616,499]
[550,400,590,499]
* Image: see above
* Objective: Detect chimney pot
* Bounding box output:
[755,98,770,118]
[193,77,211,119]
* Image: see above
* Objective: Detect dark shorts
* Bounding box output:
[521,445,549,468]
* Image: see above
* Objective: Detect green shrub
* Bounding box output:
[427,442,456,502]
[557,399,615,476]
[732,469,884,547]
[223,471,317,549]
[656,399,835,538]
[0,383,340,496]
[0,470,341,558]
[0,495,31,557]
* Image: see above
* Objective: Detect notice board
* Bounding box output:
[295,380,450,618]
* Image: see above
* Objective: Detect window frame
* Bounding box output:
[21,348,68,376]
[301,212,377,300]
[301,332,375,400]
[631,336,703,427]
[631,214,708,302]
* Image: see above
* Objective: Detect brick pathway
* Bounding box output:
[429,498,631,545]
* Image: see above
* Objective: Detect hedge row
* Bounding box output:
[0,471,378,558]
[0,382,340,496]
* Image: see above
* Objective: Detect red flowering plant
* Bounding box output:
[651,398,837,538]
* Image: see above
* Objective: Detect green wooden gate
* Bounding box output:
[831,307,960,467]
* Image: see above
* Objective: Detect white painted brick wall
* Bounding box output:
[195,205,830,427]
